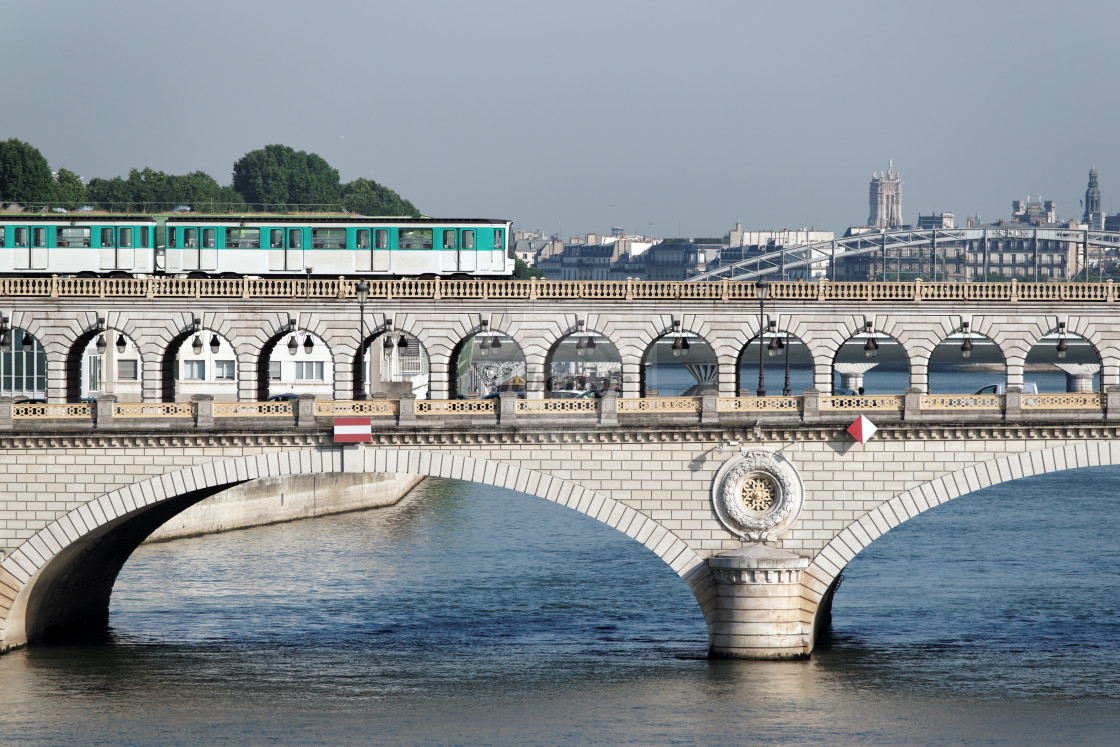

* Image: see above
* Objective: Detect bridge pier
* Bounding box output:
[704,545,812,659]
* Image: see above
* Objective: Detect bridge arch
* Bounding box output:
[0,448,706,650]
[803,439,1120,642]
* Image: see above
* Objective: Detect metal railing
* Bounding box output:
[2,276,1118,303]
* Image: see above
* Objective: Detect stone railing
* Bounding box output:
[3,391,1118,432]
[2,276,1117,304]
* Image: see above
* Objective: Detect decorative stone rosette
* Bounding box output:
[711,449,804,541]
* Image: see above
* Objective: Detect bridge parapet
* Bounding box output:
[0,393,1116,433]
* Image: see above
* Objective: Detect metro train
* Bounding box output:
[0,214,514,277]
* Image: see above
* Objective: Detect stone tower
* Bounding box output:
[1084,167,1103,229]
[868,160,903,229]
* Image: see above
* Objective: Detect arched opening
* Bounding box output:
[257,329,333,400]
[819,465,1120,699]
[0,328,45,401]
[831,325,908,394]
[928,327,1006,394]
[368,330,430,398]
[1025,325,1101,393]
[736,329,812,396]
[544,327,621,397]
[450,327,525,399]
[640,327,717,397]
[165,328,238,402]
[69,329,143,402]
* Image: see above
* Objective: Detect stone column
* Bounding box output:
[1054,363,1100,393]
[903,386,924,422]
[192,394,214,429]
[295,394,316,428]
[1003,385,1023,420]
[0,397,12,431]
[497,390,519,424]
[700,388,719,424]
[397,393,417,425]
[94,394,117,429]
[801,388,820,422]
[833,362,878,393]
[706,545,811,659]
[599,389,619,426]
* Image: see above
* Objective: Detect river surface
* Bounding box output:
[3,471,1120,744]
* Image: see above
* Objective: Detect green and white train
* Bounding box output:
[0,214,514,277]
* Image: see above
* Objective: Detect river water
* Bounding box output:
[2,469,1120,744]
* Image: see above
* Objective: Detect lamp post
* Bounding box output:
[1057,321,1068,359]
[356,280,369,399]
[783,328,792,397]
[756,278,769,396]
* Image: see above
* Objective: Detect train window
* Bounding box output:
[288,229,302,249]
[270,229,284,249]
[398,228,433,250]
[203,229,216,249]
[141,227,150,247]
[183,229,198,248]
[0,228,4,246]
[226,227,260,248]
[120,227,133,247]
[312,228,346,249]
[57,227,90,248]
[168,228,176,248]
[493,229,503,250]
[355,229,370,249]
[375,229,388,250]
[463,230,475,250]
[443,230,457,249]
[14,228,27,247]
[32,228,46,248]
[100,227,114,247]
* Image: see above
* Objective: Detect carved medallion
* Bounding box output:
[711,449,804,541]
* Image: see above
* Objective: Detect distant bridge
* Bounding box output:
[691,227,1120,282]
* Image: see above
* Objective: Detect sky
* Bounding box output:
[4,0,1118,239]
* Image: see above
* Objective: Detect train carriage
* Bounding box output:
[0,214,513,278]
[0,214,157,274]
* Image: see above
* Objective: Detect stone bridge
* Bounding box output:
[1,277,1119,659]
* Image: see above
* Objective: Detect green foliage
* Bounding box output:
[51,168,87,209]
[232,145,342,210]
[514,257,544,279]
[86,168,240,212]
[341,178,419,217]
[0,138,53,205]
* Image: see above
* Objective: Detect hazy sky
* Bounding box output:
[4,1,1117,238]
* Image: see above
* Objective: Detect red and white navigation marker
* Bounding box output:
[333,417,372,443]
[847,414,878,444]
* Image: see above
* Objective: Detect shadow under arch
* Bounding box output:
[803,440,1120,650]
[64,328,101,403]
[0,447,707,650]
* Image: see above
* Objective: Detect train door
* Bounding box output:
[135,226,153,272]
[267,228,286,271]
[459,229,477,272]
[491,227,505,272]
[11,226,30,270]
[286,228,304,271]
[354,229,372,272]
[200,226,218,271]
[179,226,201,270]
[98,226,117,270]
[117,226,136,270]
[372,228,389,272]
[30,226,48,270]
[440,228,458,273]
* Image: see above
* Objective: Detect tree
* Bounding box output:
[232,145,342,211]
[514,257,544,279]
[86,168,243,212]
[341,177,419,217]
[51,168,87,209]
[0,139,53,205]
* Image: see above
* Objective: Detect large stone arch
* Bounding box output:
[802,439,1120,647]
[0,447,708,652]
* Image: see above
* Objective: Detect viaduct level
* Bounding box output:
[0,277,1118,659]
[2,275,1120,401]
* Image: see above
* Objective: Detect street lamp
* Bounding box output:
[960,321,973,359]
[782,327,792,398]
[1057,321,1068,359]
[756,278,770,396]
[0,317,10,355]
[863,321,879,358]
[116,334,127,354]
[356,280,369,400]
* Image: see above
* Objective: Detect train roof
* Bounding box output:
[0,213,511,225]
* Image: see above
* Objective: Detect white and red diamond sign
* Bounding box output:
[847,415,878,444]
[333,417,372,443]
